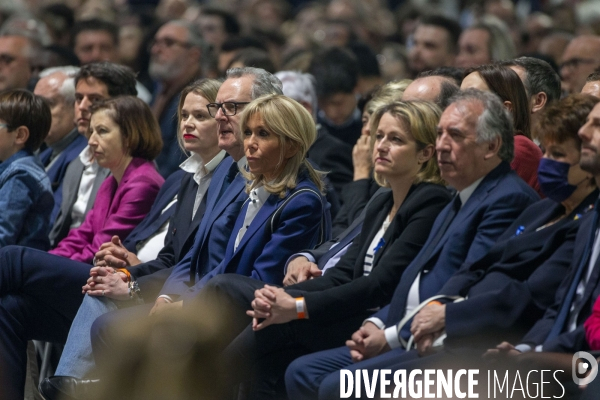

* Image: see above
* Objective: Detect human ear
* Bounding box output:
[531,92,547,114]
[418,144,435,164]
[14,126,29,147]
[483,136,502,160]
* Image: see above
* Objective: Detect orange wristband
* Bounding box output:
[295,297,306,319]
[116,268,131,282]
[428,300,442,306]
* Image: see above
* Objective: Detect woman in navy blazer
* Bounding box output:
[180,94,330,299]
[216,101,452,399]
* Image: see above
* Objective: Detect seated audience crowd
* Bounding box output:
[3,1,600,399]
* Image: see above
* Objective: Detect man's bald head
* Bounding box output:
[402,75,459,109]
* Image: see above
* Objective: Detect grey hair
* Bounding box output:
[39,66,80,105]
[449,88,514,163]
[164,20,206,50]
[226,67,283,99]
[274,71,317,119]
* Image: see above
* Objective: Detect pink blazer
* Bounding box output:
[49,158,164,263]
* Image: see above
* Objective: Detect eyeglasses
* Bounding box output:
[148,37,192,52]
[0,54,16,68]
[206,102,251,117]
[560,58,597,70]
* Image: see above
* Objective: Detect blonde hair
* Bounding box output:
[239,94,324,197]
[176,78,222,153]
[365,79,413,116]
[369,100,445,187]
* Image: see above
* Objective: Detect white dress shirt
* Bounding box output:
[70,146,99,229]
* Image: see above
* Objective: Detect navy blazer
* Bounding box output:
[181,173,331,300]
[285,183,452,324]
[39,132,88,225]
[520,206,600,353]
[440,192,597,348]
[122,169,184,253]
[160,157,248,297]
[371,162,539,327]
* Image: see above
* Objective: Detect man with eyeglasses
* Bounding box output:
[0,34,37,91]
[560,35,600,94]
[149,20,205,178]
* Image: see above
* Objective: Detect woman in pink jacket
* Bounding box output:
[48,96,164,263]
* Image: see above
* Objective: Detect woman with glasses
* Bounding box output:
[0,89,54,249]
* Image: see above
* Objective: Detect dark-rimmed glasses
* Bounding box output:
[207,102,251,117]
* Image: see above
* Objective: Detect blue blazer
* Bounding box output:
[439,192,597,349]
[160,157,248,297]
[39,133,88,225]
[181,172,331,300]
[520,209,600,353]
[372,162,539,327]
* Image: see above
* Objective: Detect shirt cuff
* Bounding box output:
[514,344,532,353]
[384,326,402,349]
[284,253,316,274]
[364,317,385,330]
[158,294,174,303]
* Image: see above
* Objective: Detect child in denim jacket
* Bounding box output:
[0,90,53,250]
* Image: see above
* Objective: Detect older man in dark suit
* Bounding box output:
[285,89,540,400]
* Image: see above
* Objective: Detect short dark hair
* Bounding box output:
[418,67,463,86]
[201,7,240,35]
[90,96,163,161]
[418,15,462,54]
[74,62,137,97]
[72,18,118,46]
[500,57,561,103]
[438,80,460,109]
[0,89,51,151]
[309,46,358,98]
[348,42,381,78]
[586,68,600,83]
[227,48,276,73]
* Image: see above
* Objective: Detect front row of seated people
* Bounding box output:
[1,65,600,399]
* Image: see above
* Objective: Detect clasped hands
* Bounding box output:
[247,285,299,331]
[345,303,447,363]
[82,235,140,300]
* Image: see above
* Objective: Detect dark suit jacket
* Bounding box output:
[372,162,539,328]
[181,173,331,299]
[308,126,353,198]
[48,155,110,247]
[332,178,381,237]
[153,88,186,178]
[520,208,600,353]
[286,183,452,324]
[440,192,597,348]
[160,157,248,297]
[39,132,88,225]
[125,169,211,299]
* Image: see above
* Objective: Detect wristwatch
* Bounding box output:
[128,280,144,304]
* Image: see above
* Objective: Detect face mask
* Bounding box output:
[537,158,577,202]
